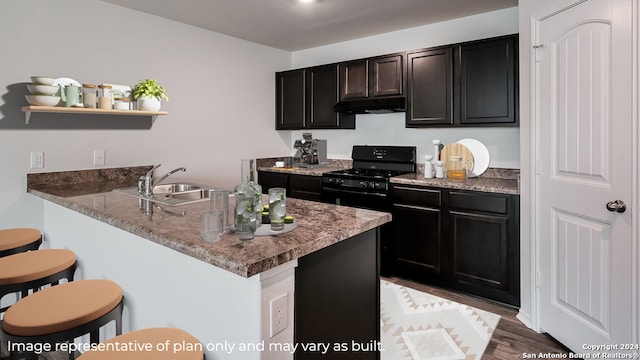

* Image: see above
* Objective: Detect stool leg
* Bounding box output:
[90,329,99,346]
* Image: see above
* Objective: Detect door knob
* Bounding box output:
[606,200,626,213]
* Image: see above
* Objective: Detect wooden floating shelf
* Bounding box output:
[21,106,168,124]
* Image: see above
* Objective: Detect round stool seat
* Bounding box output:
[0,249,76,286]
[0,228,41,256]
[78,327,204,360]
[3,279,122,337]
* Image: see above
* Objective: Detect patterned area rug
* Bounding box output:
[381,280,500,360]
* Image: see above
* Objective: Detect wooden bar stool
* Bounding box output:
[1,279,124,360]
[0,248,77,314]
[77,327,205,360]
[0,228,42,258]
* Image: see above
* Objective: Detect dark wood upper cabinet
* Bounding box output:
[276,34,517,130]
[456,35,518,125]
[339,53,404,101]
[275,69,305,130]
[406,47,454,126]
[306,64,353,129]
[406,34,518,128]
[370,54,403,97]
[276,65,355,130]
[339,59,368,100]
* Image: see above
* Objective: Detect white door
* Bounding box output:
[535,0,634,353]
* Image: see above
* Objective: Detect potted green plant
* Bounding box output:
[133,79,169,111]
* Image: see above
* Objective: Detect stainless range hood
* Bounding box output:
[333,97,406,114]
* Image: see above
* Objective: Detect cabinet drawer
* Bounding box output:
[289,174,321,192]
[289,174,322,201]
[448,191,508,214]
[392,186,441,208]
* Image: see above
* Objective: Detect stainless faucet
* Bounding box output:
[138,164,186,197]
[154,166,187,187]
[139,164,161,197]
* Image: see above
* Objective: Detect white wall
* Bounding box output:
[288,7,520,168]
[0,0,291,229]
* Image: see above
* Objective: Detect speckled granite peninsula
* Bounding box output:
[27,166,390,278]
[28,165,387,360]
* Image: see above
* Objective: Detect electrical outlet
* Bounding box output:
[93,150,105,166]
[270,293,288,337]
[30,152,44,169]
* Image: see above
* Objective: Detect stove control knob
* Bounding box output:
[359,181,367,187]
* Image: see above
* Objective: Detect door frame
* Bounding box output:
[528,0,640,344]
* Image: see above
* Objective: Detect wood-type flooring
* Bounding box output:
[384,276,572,359]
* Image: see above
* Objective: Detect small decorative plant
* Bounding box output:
[112,89,127,99]
[133,79,169,101]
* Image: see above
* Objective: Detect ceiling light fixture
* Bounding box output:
[298,0,314,3]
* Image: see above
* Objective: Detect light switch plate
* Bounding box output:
[30,152,44,169]
[93,150,105,166]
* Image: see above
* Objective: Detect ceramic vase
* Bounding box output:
[136,96,161,111]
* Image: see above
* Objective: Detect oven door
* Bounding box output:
[322,186,396,276]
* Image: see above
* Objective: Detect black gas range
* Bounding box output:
[322,145,416,208]
[322,145,416,276]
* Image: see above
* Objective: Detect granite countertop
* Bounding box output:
[257,158,520,195]
[27,167,391,278]
[256,158,352,176]
[391,168,520,195]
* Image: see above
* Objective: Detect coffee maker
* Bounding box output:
[293,133,327,167]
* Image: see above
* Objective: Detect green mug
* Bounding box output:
[60,85,81,107]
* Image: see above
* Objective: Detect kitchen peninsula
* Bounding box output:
[26,167,389,360]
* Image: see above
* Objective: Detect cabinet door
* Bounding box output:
[392,185,442,279]
[339,59,368,100]
[448,211,510,291]
[446,191,519,306]
[406,47,453,126]
[306,64,355,129]
[395,204,442,278]
[257,171,288,194]
[275,70,305,130]
[288,174,322,201]
[458,36,518,125]
[369,54,403,97]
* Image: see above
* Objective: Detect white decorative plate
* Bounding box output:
[457,139,490,177]
[52,78,81,87]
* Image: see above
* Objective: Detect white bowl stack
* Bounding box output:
[26,76,60,106]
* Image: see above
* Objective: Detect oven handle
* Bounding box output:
[322,186,388,198]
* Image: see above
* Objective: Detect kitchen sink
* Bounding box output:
[152,183,201,195]
[113,183,216,206]
[164,189,210,201]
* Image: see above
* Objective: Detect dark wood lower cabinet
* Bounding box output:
[258,171,323,202]
[295,229,380,360]
[391,184,520,306]
[395,204,441,277]
[257,171,288,191]
[288,174,322,201]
